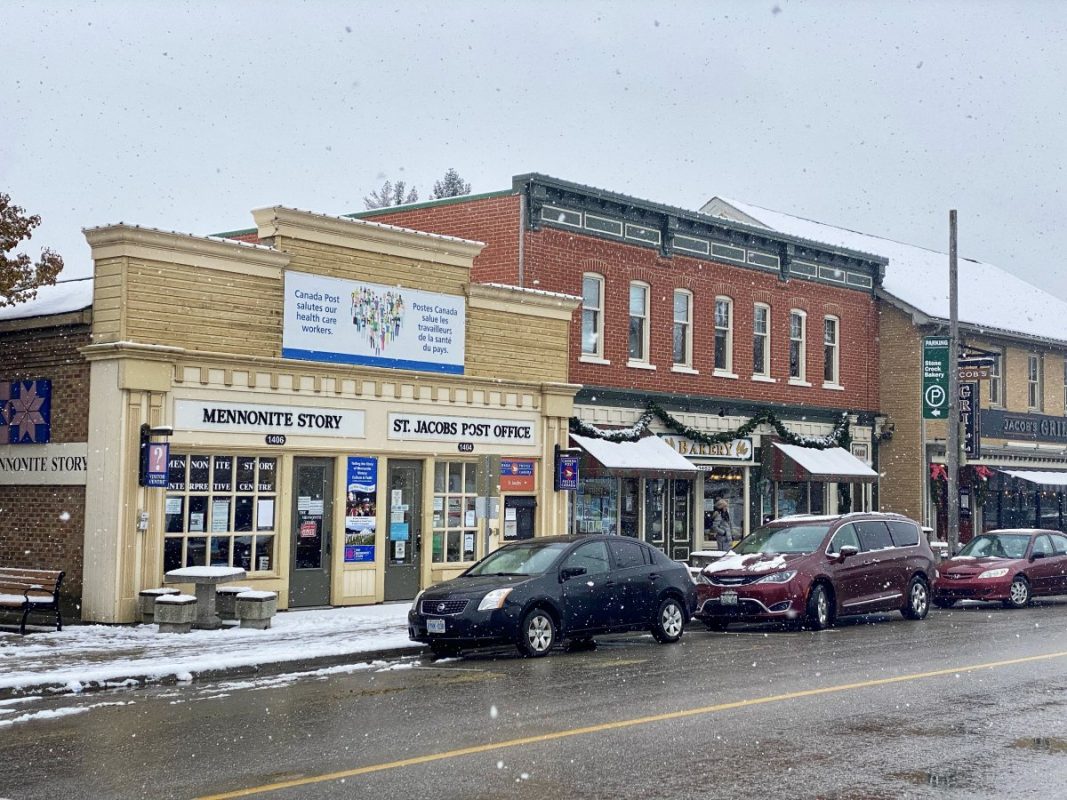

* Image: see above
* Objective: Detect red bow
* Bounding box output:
[930,464,948,481]
[974,465,994,481]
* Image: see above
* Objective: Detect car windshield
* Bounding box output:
[465,541,571,576]
[958,534,1030,559]
[734,524,832,555]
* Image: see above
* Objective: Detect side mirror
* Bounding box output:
[560,565,588,581]
[837,545,860,561]
[1031,551,1048,561]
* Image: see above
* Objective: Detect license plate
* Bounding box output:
[720,591,738,606]
[427,618,445,634]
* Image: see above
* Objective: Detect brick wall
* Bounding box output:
[877,303,925,518]
[0,322,91,608]
[365,195,522,286]
[373,198,880,413]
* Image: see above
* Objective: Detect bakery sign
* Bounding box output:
[660,435,754,462]
[175,400,365,437]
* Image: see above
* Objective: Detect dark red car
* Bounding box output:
[693,513,935,631]
[932,528,1067,609]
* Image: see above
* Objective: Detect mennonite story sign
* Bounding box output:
[282,271,466,375]
[175,400,365,437]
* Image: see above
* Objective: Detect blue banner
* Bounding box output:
[344,457,378,563]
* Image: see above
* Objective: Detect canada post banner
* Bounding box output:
[282,271,466,375]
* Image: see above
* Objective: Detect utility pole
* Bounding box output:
[947,210,960,555]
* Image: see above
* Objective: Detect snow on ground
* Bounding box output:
[0,603,416,695]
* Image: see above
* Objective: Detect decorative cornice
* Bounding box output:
[252,206,485,268]
[83,224,289,278]
[512,173,888,277]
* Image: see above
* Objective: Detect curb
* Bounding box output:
[0,644,426,701]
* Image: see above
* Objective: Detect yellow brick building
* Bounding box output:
[79,207,578,623]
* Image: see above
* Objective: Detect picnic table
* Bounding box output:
[164,566,247,629]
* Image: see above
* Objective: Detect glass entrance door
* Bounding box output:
[385,459,422,601]
[289,458,333,607]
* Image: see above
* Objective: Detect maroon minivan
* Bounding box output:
[693,513,936,631]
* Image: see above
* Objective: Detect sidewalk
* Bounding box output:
[0,603,422,699]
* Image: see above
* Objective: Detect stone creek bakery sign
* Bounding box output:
[0,443,88,485]
[175,400,365,437]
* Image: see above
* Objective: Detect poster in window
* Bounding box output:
[211,499,230,532]
[344,456,377,562]
[257,498,275,531]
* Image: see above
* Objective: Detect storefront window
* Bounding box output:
[575,476,618,535]
[431,461,477,563]
[164,454,277,573]
[703,467,745,542]
[644,478,666,543]
[671,479,693,560]
[777,482,808,517]
[619,478,640,537]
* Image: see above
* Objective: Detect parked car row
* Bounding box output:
[407,516,1067,658]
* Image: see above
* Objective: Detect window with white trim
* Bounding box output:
[1028,353,1043,410]
[432,461,478,563]
[988,347,1003,406]
[673,289,692,367]
[629,282,649,362]
[789,310,807,380]
[164,454,278,573]
[753,303,770,377]
[581,273,604,357]
[714,296,733,372]
[823,316,840,385]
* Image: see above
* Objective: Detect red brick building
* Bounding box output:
[360,175,887,557]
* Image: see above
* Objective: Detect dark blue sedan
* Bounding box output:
[408,534,697,658]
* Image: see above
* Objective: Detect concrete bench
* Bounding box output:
[215,585,253,621]
[235,590,278,630]
[138,587,182,624]
[0,568,64,634]
[155,594,197,634]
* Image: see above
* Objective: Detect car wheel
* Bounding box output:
[516,608,556,657]
[902,576,930,620]
[804,584,833,630]
[651,597,685,643]
[1003,576,1031,609]
[702,620,729,632]
[933,597,957,609]
[429,641,460,658]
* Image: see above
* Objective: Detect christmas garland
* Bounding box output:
[570,402,851,450]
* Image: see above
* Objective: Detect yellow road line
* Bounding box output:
[196,649,1067,799]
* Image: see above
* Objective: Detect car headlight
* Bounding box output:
[755,570,797,584]
[477,587,514,611]
[411,589,425,611]
[977,568,1009,579]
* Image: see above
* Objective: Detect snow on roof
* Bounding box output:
[82,222,278,252]
[0,277,93,323]
[480,282,582,302]
[260,205,485,249]
[708,197,1067,346]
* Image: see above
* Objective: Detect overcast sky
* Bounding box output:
[5,1,1067,303]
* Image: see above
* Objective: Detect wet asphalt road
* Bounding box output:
[3,601,1067,800]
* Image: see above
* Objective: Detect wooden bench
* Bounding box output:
[0,568,65,635]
